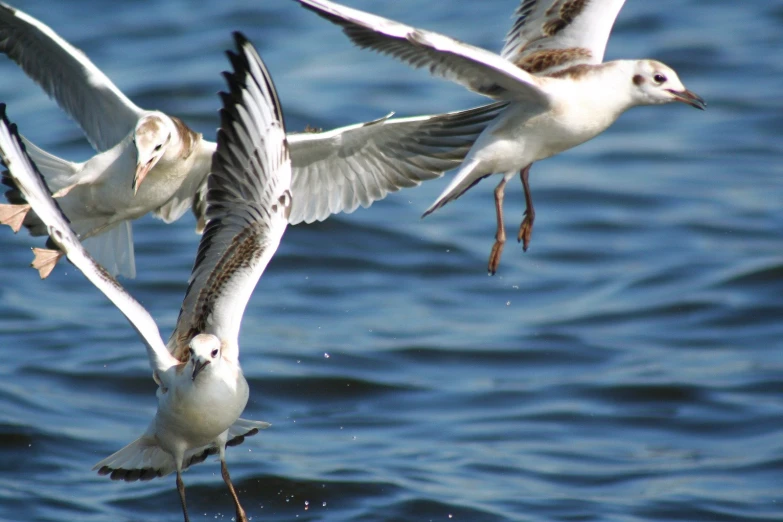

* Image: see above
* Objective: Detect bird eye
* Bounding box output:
[154,144,163,151]
[211,349,219,358]
[189,348,194,356]
[653,73,667,84]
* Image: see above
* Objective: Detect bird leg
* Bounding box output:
[176,471,190,522]
[488,177,508,275]
[29,219,114,279]
[517,165,535,251]
[0,184,75,234]
[31,247,64,279]
[221,459,248,522]
[0,203,31,233]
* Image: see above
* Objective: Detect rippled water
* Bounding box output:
[0,1,781,521]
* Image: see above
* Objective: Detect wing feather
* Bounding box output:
[0,103,176,374]
[168,33,291,362]
[296,0,551,104]
[286,101,507,224]
[501,0,626,75]
[0,4,144,151]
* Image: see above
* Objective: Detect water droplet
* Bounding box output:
[322,502,327,507]
[324,353,330,359]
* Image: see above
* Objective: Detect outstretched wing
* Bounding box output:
[295,0,551,105]
[0,3,144,151]
[0,103,177,374]
[168,33,292,363]
[286,101,506,224]
[501,0,626,75]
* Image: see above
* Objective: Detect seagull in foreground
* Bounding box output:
[0,31,291,522]
[0,1,504,278]
[296,0,707,274]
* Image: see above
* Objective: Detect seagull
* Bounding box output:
[0,2,215,278]
[0,31,292,522]
[295,0,707,274]
[0,1,505,278]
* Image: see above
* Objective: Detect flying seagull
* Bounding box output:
[0,1,504,277]
[295,0,706,274]
[0,31,292,522]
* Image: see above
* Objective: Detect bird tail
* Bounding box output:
[94,418,270,481]
[81,220,136,279]
[227,417,271,445]
[422,158,485,217]
[93,435,177,481]
[19,136,80,192]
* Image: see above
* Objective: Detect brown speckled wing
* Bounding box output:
[501,0,627,75]
[167,33,292,363]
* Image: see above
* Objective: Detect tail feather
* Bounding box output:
[227,417,271,445]
[93,436,177,481]
[82,220,136,279]
[94,418,270,482]
[19,136,79,192]
[422,158,485,217]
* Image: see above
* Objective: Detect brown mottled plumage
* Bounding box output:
[513,47,592,74]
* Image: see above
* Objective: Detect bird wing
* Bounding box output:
[0,3,144,151]
[296,0,552,105]
[167,33,292,364]
[286,101,507,224]
[0,103,177,374]
[501,0,626,75]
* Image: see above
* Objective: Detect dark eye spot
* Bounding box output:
[189,348,195,356]
[154,144,162,151]
[211,349,219,358]
[654,73,667,84]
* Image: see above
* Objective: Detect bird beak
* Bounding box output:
[192,359,210,381]
[668,89,706,110]
[133,159,156,195]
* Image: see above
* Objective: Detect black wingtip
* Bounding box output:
[231,30,250,49]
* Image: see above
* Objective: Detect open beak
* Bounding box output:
[192,359,210,381]
[668,89,706,110]
[133,159,155,194]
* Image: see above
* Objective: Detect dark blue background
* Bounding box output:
[0,1,781,521]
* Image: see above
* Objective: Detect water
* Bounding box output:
[0,1,781,521]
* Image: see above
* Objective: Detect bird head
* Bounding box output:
[188,333,222,381]
[631,60,706,110]
[132,112,176,194]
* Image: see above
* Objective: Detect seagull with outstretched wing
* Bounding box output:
[0,32,291,522]
[296,0,706,274]
[0,1,504,278]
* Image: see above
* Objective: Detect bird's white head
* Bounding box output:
[132,112,178,194]
[188,333,222,381]
[630,60,706,111]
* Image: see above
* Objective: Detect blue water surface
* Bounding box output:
[0,1,781,521]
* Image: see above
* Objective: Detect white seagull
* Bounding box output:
[295,0,706,274]
[0,1,504,278]
[0,32,292,522]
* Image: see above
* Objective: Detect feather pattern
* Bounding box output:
[168,33,292,363]
[501,0,627,75]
